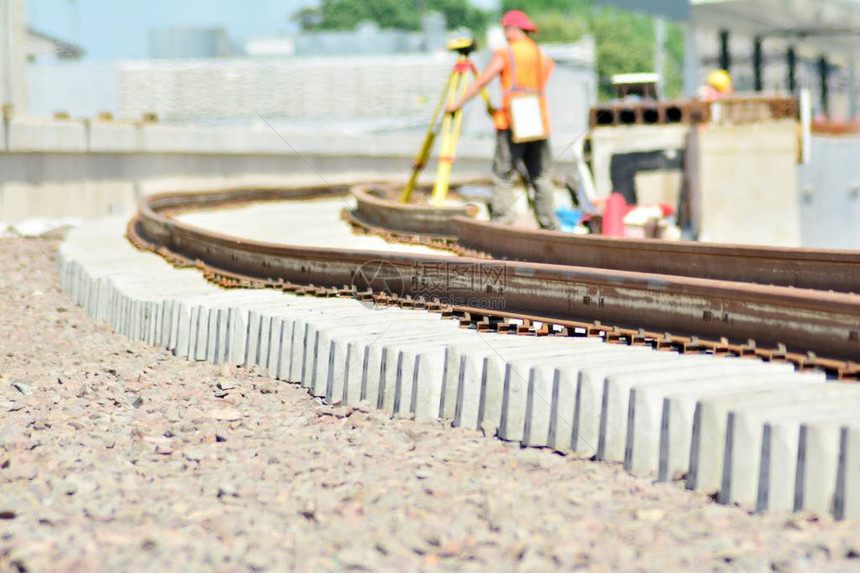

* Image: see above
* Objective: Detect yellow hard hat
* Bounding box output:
[707,69,733,93]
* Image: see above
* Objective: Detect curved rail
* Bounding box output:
[350,184,479,238]
[453,217,860,294]
[128,186,860,375]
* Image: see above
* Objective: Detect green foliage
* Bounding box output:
[529,12,587,44]
[500,0,590,14]
[590,7,655,98]
[293,0,490,33]
[663,22,685,99]
[429,0,490,33]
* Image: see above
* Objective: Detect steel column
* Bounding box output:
[753,37,764,92]
[683,20,700,96]
[787,46,797,94]
[819,56,830,117]
[719,30,731,72]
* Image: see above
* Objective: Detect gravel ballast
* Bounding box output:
[0,236,859,572]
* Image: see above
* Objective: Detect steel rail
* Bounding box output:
[350,184,479,238]
[130,187,860,367]
[453,217,860,294]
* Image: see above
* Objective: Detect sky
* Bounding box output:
[26,0,319,60]
[26,0,500,61]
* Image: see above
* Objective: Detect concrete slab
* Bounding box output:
[308,310,452,399]
[834,425,860,521]
[8,118,87,152]
[658,375,825,483]
[303,314,431,397]
[491,346,632,448]
[598,356,789,463]
[498,347,675,448]
[377,331,478,414]
[719,393,860,509]
[615,361,798,474]
[287,306,378,387]
[454,337,604,431]
[88,122,138,152]
[795,417,860,516]
[758,412,860,514]
[570,353,694,456]
[473,340,644,440]
[688,384,852,495]
[622,367,797,476]
[345,327,486,409]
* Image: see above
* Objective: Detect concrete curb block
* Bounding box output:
[58,217,859,520]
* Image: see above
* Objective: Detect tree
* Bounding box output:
[528,12,587,44]
[294,0,490,33]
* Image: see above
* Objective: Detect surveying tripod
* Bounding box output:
[401,37,494,206]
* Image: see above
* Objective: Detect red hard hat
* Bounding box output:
[500,10,537,32]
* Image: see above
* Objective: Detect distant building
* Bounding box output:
[26,28,84,62]
[149,27,231,59]
[243,13,449,58]
[244,36,296,58]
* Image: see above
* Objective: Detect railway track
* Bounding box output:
[128,184,860,378]
[54,181,860,521]
[454,216,860,294]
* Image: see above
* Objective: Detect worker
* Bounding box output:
[699,69,734,101]
[446,10,558,229]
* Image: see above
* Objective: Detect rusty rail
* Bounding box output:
[350,184,479,239]
[128,187,860,376]
[453,217,860,294]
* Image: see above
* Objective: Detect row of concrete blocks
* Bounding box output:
[58,218,860,520]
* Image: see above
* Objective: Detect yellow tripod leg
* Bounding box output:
[431,65,470,206]
[401,70,456,203]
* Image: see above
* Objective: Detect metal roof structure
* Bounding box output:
[596,0,860,59]
[597,0,859,116]
[690,0,860,63]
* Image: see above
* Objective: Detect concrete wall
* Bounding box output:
[692,120,801,247]
[799,136,860,249]
[28,62,118,119]
[26,40,597,142]
[589,125,688,198]
[0,118,500,223]
[0,153,492,223]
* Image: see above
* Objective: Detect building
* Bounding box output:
[149,27,232,59]
[25,27,84,62]
[243,13,448,58]
[598,0,860,120]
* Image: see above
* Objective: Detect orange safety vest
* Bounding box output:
[493,37,555,134]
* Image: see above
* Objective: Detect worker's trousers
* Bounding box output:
[491,129,559,230]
